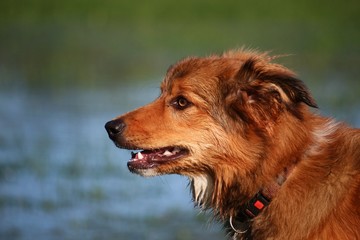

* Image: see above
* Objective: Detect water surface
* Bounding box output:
[1,81,359,240]
[0,85,224,240]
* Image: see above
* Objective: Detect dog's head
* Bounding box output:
[105,50,317,208]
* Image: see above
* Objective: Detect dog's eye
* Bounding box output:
[172,96,191,110]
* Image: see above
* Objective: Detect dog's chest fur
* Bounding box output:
[190,174,214,208]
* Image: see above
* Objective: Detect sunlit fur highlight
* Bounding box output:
[110,49,360,239]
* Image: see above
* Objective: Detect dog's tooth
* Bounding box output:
[163,150,173,156]
[137,152,144,159]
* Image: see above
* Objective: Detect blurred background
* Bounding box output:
[0,1,359,239]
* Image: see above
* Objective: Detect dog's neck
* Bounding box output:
[190,164,294,205]
[189,165,295,233]
[229,166,294,234]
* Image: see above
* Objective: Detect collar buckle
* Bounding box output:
[244,192,270,218]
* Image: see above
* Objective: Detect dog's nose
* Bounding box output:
[105,119,126,140]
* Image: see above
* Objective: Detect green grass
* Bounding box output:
[0,0,359,95]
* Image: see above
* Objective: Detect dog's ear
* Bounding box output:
[225,57,317,124]
[236,58,317,108]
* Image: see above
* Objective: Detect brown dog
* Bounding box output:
[105,50,360,239]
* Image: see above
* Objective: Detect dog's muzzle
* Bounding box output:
[105,118,126,142]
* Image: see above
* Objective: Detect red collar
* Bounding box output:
[230,166,294,234]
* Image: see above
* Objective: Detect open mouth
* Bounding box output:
[127,146,189,171]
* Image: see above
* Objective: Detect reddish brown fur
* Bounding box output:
[106,50,360,239]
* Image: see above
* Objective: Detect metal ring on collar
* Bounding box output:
[229,215,248,234]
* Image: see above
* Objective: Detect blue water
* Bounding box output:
[0,85,224,240]
[0,82,358,240]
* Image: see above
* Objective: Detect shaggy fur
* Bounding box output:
[105,50,360,239]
